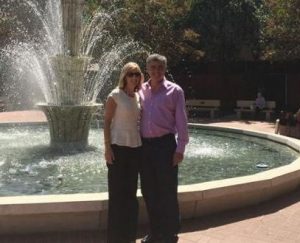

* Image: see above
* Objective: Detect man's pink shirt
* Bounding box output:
[139,78,189,154]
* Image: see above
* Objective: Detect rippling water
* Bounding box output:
[0,125,298,196]
[182,129,299,184]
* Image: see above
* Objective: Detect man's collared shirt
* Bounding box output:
[139,78,189,154]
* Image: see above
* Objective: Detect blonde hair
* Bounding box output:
[118,62,144,91]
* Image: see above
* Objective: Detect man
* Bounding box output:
[139,54,189,243]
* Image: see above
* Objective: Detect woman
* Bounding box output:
[104,62,143,243]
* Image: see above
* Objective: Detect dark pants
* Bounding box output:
[140,134,180,241]
[107,144,141,243]
[255,107,264,120]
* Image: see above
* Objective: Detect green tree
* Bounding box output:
[117,0,192,68]
[84,0,192,68]
[262,0,300,60]
[182,0,265,62]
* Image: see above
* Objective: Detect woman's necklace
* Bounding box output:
[124,89,135,97]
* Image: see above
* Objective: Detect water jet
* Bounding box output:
[1,0,142,148]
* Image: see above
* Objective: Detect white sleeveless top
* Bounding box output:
[109,88,142,147]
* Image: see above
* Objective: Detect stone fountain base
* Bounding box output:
[38,103,101,149]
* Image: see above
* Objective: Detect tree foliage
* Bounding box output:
[1,0,298,69]
[262,0,300,60]
[182,0,265,62]
[84,0,270,65]
[111,0,192,68]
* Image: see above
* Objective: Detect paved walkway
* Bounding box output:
[1,111,300,242]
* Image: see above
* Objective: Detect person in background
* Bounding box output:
[139,54,189,243]
[255,92,266,111]
[254,92,266,119]
[103,62,144,243]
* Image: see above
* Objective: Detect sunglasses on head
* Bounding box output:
[127,72,141,77]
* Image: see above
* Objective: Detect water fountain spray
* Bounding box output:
[38,0,100,149]
[0,0,144,149]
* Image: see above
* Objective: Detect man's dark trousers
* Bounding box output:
[140,134,180,240]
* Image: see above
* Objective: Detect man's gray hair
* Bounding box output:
[146,53,167,68]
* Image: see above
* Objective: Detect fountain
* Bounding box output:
[38,0,99,149]
[0,0,143,149]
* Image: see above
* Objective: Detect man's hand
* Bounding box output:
[173,152,184,166]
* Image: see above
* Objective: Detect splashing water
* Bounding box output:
[0,0,145,106]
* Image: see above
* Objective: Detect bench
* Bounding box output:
[186,99,221,119]
[235,100,276,121]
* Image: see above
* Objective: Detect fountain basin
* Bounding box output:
[0,123,300,234]
[0,122,297,196]
[38,103,101,149]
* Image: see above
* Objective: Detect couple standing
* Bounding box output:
[103,54,189,243]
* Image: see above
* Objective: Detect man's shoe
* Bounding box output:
[141,234,163,243]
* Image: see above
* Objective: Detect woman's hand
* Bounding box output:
[103,96,116,165]
[173,152,184,166]
[105,146,115,164]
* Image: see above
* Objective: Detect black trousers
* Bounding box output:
[107,144,141,243]
[140,134,180,240]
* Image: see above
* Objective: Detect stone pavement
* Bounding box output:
[176,188,300,243]
[0,110,46,123]
[0,110,300,243]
